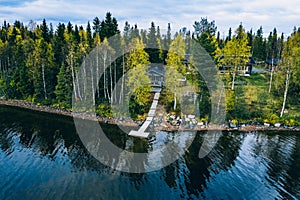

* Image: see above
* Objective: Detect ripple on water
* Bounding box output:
[1,106,300,199]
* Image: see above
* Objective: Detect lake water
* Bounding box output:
[0,105,300,199]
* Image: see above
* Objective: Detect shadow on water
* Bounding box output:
[0,105,300,199]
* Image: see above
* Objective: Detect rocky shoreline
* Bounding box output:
[0,99,138,127]
[1,99,299,132]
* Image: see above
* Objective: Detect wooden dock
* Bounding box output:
[129,92,160,138]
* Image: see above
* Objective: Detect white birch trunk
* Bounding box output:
[41,63,47,99]
[109,55,113,103]
[96,48,100,98]
[268,59,274,93]
[76,71,82,100]
[103,52,107,99]
[216,86,224,114]
[119,51,125,104]
[280,69,290,117]
[83,59,87,100]
[173,86,177,110]
[231,64,237,90]
[90,65,95,106]
[114,61,117,104]
[70,53,78,100]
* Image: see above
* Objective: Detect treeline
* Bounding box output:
[0,12,174,118]
[0,13,299,123]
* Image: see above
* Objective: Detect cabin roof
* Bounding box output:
[147,66,165,76]
[248,57,256,65]
[265,58,281,65]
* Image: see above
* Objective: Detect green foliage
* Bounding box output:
[216,25,251,69]
[226,89,235,114]
[264,114,280,125]
[165,34,186,111]
[0,17,299,125]
[55,63,72,107]
[166,34,186,73]
[193,17,217,36]
[252,27,267,61]
[277,29,300,117]
[99,12,119,41]
[128,96,148,120]
[126,38,151,107]
[195,32,218,57]
[96,103,112,117]
[285,118,295,126]
[145,22,162,63]
[231,119,238,125]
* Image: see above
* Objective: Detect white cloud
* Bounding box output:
[0,0,299,36]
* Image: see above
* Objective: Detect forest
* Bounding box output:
[0,12,299,125]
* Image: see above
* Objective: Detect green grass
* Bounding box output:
[238,73,269,104]
[234,72,300,123]
[242,73,269,87]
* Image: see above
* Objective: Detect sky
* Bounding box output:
[0,0,299,37]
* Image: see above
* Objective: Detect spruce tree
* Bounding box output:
[93,17,101,36]
[146,22,161,63]
[41,19,49,43]
[55,63,72,107]
[252,27,266,61]
[86,22,93,48]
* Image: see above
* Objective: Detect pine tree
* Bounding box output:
[226,28,232,42]
[74,25,80,44]
[53,23,67,66]
[99,12,119,40]
[93,17,101,36]
[49,23,54,41]
[146,22,161,63]
[247,29,253,49]
[193,17,217,36]
[123,21,131,44]
[41,19,49,43]
[55,63,72,107]
[165,23,171,49]
[252,27,266,61]
[130,24,140,40]
[86,21,93,48]
[195,31,218,57]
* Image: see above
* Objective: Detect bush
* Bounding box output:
[285,119,295,126]
[231,119,238,125]
[264,114,280,125]
[96,103,112,117]
[41,98,52,106]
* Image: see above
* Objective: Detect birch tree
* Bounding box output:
[126,37,151,106]
[119,38,126,104]
[165,33,186,110]
[98,38,115,101]
[26,38,54,101]
[216,25,251,90]
[279,31,300,117]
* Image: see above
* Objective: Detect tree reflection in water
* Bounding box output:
[1,105,300,199]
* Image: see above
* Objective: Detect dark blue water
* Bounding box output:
[0,105,300,199]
